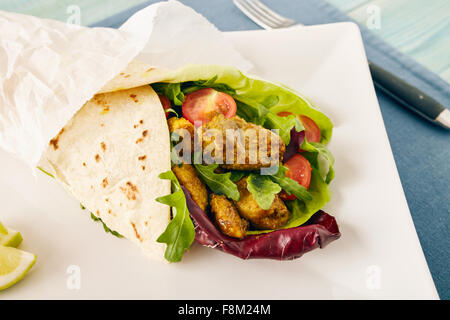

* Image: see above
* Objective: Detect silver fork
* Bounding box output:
[233,0,298,29]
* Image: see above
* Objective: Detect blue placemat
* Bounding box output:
[93,0,450,299]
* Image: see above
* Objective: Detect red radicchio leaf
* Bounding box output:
[181,186,340,260]
[284,128,305,163]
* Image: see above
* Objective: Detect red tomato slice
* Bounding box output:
[279,154,312,201]
[158,94,172,118]
[299,115,321,143]
[277,111,293,117]
[182,88,237,125]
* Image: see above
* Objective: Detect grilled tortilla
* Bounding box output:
[41,85,171,261]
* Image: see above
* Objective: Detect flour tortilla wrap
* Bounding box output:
[41,59,335,262]
[99,60,335,261]
[41,85,171,262]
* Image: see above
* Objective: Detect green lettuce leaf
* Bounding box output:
[156,170,195,262]
[284,169,332,228]
[194,163,240,201]
[263,112,304,145]
[152,82,184,106]
[301,141,335,184]
[246,174,281,210]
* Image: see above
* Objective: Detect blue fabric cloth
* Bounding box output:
[92,0,450,299]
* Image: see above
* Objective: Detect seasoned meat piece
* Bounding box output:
[198,115,285,170]
[234,178,290,230]
[210,194,248,239]
[168,117,195,159]
[172,163,208,211]
[168,117,195,136]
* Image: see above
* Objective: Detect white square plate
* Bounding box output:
[0,22,438,299]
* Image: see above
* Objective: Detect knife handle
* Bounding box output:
[369,62,449,129]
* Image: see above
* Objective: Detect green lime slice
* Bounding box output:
[0,246,36,290]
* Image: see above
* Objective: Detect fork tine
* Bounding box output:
[248,0,296,26]
[244,0,284,27]
[234,0,279,29]
[233,0,278,29]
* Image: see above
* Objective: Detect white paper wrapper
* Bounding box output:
[0,0,252,169]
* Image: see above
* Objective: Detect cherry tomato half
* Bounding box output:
[299,115,321,143]
[182,88,237,126]
[277,112,321,144]
[158,94,172,118]
[277,111,293,117]
[279,153,312,201]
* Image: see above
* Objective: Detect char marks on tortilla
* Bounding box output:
[41,85,172,261]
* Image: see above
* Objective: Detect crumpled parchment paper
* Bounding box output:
[0,0,252,169]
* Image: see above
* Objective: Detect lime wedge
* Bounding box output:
[0,229,23,247]
[0,221,7,235]
[0,221,23,247]
[0,246,36,290]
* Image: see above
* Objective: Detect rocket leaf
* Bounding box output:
[246,174,281,210]
[194,163,240,201]
[156,170,195,262]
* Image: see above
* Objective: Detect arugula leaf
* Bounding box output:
[246,174,281,210]
[268,165,312,201]
[194,163,240,201]
[90,213,123,238]
[181,76,236,96]
[247,169,331,235]
[229,171,247,182]
[152,83,185,106]
[156,170,195,262]
[234,98,269,126]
